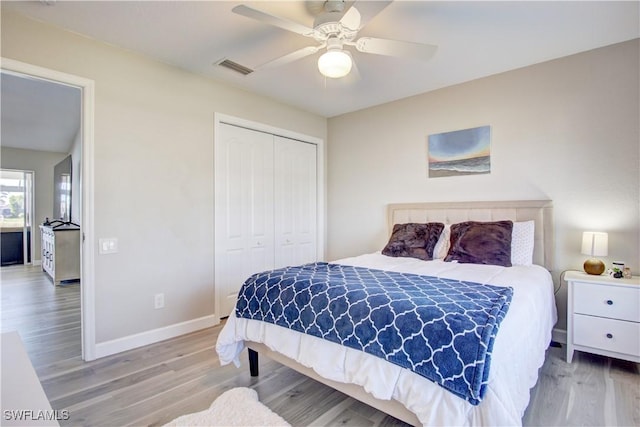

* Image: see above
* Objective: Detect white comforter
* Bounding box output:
[216,253,557,426]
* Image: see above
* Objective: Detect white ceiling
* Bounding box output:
[1,1,638,146]
[1,71,81,153]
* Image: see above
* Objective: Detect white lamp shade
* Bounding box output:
[317,49,352,78]
[581,231,608,257]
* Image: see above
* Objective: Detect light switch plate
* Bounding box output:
[99,238,118,254]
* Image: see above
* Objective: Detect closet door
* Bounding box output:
[274,136,317,268]
[215,123,274,317]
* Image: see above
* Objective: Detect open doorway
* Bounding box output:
[1,58,96,361]
[0,169,34,266]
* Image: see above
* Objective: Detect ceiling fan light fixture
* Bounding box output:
[317,49,352,78]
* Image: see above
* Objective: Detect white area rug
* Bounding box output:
[163,387,290,427]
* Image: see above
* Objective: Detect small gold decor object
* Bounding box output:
[584,258,605,275]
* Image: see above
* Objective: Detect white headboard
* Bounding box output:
[388,200,554,270]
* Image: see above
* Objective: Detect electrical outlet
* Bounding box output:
[154,293,164,309]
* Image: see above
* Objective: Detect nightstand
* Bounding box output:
[566,270,640,363]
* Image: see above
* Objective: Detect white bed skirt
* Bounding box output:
[217,254,557,426]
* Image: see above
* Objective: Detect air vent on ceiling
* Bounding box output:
[216,59,254,76]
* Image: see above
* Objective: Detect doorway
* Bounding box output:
[0,169,34,266]
[1,58,96,361]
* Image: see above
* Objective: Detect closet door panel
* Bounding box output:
[225,140,244,240]
[215,123,274,317]
[248,143,273,250]
[274,136,317,269]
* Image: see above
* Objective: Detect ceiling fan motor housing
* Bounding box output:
[313,0,356,42]
[325,36,344,51]
[324,0,345,13]
[314,19,357,41]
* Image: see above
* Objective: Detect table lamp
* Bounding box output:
[581,231,608,275]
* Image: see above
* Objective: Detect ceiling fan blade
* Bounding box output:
[347,1,393,29]
[256,46,321,71]
[354,37,437,60]
[232,5,314,37]
[339,6,361,31]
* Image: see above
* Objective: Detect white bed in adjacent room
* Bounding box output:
[217,200,557,426]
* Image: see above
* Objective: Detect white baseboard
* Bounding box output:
[552,328,567,345]
[94,314,220,359]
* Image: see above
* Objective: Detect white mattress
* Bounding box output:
[216,253,557,426]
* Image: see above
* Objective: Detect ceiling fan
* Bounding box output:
[232,0,437,79]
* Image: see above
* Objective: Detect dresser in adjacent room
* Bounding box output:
[40,224,80,285]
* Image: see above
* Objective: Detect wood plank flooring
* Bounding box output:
[2,264,639,426]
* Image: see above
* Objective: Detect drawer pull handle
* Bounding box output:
[606,300,613,305]
[606,333,613,339]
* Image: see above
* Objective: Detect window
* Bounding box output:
[0,169,32,229]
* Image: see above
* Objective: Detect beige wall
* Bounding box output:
[327,39,639,331]
[1,147,68,262]
[1,9,327,345]
[3,6,637,346]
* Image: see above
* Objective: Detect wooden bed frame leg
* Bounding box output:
[248,348,259,377]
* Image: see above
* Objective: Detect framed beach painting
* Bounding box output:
[427,125,491,178]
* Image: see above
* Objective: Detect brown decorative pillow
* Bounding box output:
[382,223,445,261]
[444,221,513,267]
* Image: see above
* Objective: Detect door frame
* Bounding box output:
[24,170,34,265]
[0,168,34,265]
[0,168,35,264]
[1,58,97,361]
[213,113,325,319]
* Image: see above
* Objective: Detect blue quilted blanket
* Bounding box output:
[235,262,513,404]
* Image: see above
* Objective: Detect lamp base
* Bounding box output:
[584,258,605,275]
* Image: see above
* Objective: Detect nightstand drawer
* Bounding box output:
[573,314,640,357]
[573,282,640,322]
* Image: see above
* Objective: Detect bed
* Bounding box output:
[216,200,557,426]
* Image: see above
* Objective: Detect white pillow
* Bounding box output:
[511,220,535,266]
[433,224,451,259]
